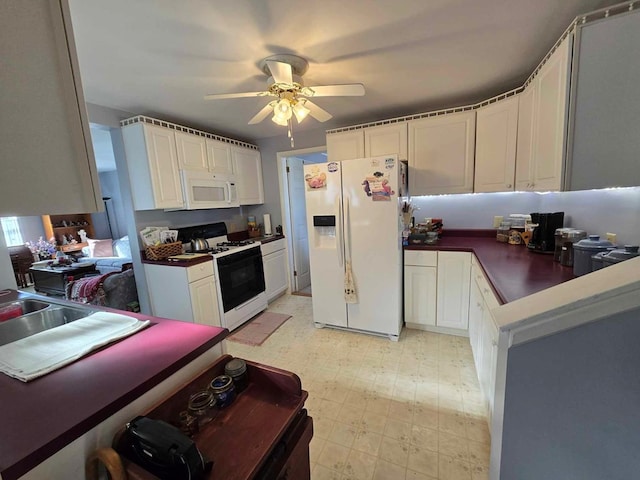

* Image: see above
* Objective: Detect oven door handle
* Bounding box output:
[336,195,343,268]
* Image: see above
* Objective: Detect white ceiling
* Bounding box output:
[69,0,619,144]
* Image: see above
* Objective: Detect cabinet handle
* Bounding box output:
[492,340,498,347]
[506,183,512,189]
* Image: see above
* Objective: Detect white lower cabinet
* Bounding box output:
[144,261,221,327]
[261,238,288,302]
[404,250,471,334]
[468,259,500,424]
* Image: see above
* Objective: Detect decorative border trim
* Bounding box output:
[120,115,258,150]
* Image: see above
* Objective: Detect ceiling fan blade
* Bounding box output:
[305,100,333,122]
[204,91,267,100]
[304,84,365,97]
[248,103,274,125]
[266,60,293,85]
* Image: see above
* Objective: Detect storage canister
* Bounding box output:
[601,245,640,267]
[496,222,511,243]
[590,251,612,272]
[559,229,587,267]
[554,228,572,262]
[209,374,236,408]
[224,358,249,393]
[572,235,614,276]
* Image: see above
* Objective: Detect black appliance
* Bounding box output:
[528,212,564,253]
[217,246,265,312]
[120,416,209,480]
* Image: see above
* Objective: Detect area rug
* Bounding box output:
[227,312,292,346]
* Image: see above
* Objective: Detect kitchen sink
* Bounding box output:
[0,299,97,347]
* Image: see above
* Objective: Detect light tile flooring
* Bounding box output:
[226,294,490,480]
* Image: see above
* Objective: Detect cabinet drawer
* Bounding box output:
[260,238,286,256]
[187,260,214,283]
[404,250,438,267]
[472,264,500,310]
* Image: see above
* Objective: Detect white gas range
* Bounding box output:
[180,223,267,332]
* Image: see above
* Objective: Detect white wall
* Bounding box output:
[411,187,640,245]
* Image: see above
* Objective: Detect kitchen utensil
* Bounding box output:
[190,238,209,252]
[572,235,614,276]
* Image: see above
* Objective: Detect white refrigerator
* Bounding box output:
[304,155,407,340]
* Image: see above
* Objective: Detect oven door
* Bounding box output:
[216,247,265,312]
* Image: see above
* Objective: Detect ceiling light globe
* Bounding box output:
[293,101,311,123]
[274,99,292,120]
[271,113,288,126]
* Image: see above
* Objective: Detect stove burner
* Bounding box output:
[194,247,230,254]
[217,240,255,247]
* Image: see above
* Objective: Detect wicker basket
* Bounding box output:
[145,242,183,260]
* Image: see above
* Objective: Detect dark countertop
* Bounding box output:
[405,231,575,304]
[0,290,228,480]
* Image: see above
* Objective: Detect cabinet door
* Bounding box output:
[436,252,471,330]
[403,265,437,327]
[326,130,364,161]
[474,96,519,193]
[533,37,570,191]
[232,147,264,205]
[480,307,498,418]
[468,277,485,375]
[206,139,234,175]
[515,85,536,191]
[364,123,408,160]
[263,249,288,302]
[175,131,208,171]
[408,112,476,195]
[142,125,184,209]
[0,0,101,216]
[189,276,220,327]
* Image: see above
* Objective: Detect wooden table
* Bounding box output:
[30,262,98,296]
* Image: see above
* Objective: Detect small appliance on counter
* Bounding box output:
[528,212,564,253]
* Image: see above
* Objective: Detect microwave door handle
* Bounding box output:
[226,182,231,203]
[336,196,343,268]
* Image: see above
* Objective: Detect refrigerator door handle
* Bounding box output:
[345,195,351,262]
[337,196,343,267]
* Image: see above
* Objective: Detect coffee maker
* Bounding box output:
[528,212,564,253]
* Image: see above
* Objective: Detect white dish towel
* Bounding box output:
[0,311,150,382]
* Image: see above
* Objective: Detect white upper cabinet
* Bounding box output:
[326,130,365,161]
[175,131,208,171]
[206,139,234,176]
[0,0,101,216]
[408,112,476,195]
[474,96,519,193]
[533,36,570,191]
[515,85,537,191]
[364,123,408,160]
[232,146,264,205]
[516,36,571,192]
[121,123,184,210]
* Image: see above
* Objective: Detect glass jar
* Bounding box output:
[225,358,249,393]
[188,390,215,425]
[209,375,236,408]
[496,222,511,243]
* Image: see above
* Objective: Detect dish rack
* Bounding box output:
[144,242,182,260]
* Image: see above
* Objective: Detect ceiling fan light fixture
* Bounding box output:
[271,113,289,126]
[292,99,310,123]
[273,98,292,121]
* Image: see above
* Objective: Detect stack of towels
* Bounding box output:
[0,311,149,382]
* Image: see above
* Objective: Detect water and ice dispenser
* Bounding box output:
[312,215,336,248]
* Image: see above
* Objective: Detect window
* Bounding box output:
[1,217,23,247]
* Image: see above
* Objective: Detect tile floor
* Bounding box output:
[226,294,491,480]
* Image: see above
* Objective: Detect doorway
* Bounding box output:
[278,147,326,297]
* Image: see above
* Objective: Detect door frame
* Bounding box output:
[277,146,326,293]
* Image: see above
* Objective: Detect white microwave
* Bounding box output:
[180,170,239,209]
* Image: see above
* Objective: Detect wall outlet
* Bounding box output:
[493,216,504,228]
[606,232,617,244]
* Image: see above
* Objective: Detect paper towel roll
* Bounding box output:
[263,213,272,235]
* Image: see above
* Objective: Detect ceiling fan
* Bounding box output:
[203,54,365,134]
